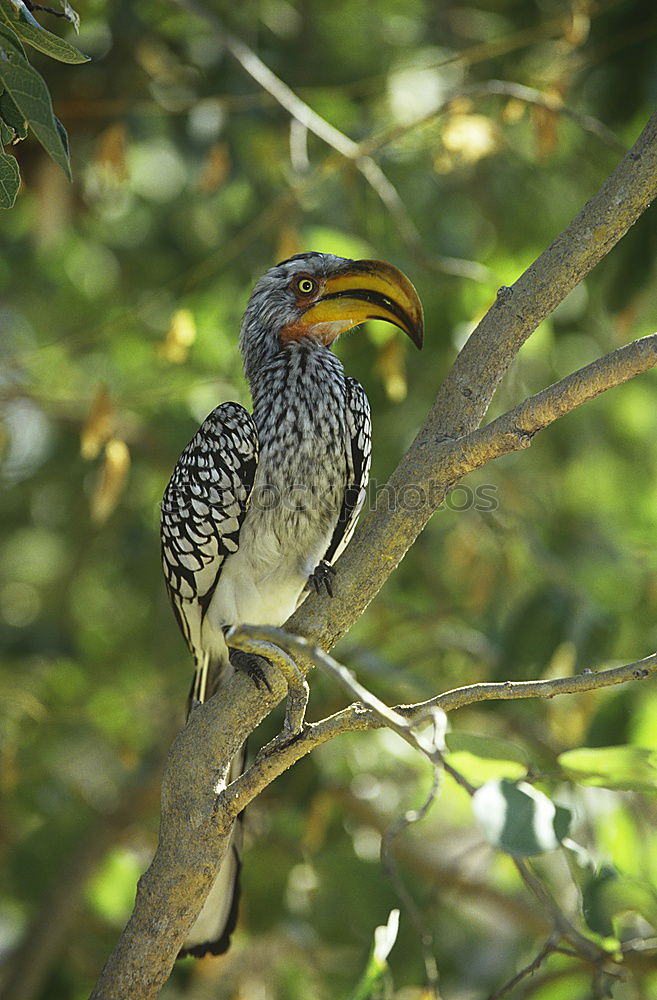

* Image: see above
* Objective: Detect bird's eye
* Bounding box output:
[295,276,316,296]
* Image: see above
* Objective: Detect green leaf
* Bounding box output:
[583,865,657,938]
[583,867,618,937]
[445,732,528,785]
[10,18,89,64]
[472,779,572,857]
[0,52,70,176]
[0,114,12,143]
[559,745,657,793]
[0,87,28,140]
[54,113,68,158]
[0,18,26,58]
[0,148,19,206]
[446,732,529,765]
[88,847,144,924]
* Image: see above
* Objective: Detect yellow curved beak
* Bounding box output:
[291,259,424,348]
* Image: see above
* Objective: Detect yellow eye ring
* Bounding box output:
[295,277,316,295]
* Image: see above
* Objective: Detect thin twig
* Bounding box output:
[218,645,657,824]
[379,766,443,994]
[227,623,475,794]
[229,622,657,734]
[431,650,657,713]
[358,80,626,159]
[487,936,558,1000]
[88,109,657,1000]
[228,623,450,994]
[513,859,602,962]
[169,0,478,277]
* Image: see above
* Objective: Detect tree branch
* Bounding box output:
[90,107,657,998]
[89,634,657,998]
[220,630,657,813]
[288,111,657,653]
[359,80,626,159]
[169,0,478,277]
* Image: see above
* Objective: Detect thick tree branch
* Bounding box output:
[89,641,657,997]
[289,111,657,652]
[90,109,657,999]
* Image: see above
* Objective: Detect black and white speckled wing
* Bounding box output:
[323,376,372,566]
[160,402,259,667]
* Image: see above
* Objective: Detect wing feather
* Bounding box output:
[323,377,372,566]
[160,402,258,662]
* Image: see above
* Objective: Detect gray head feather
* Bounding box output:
[239,252,349,383]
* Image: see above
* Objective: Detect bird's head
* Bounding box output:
[239,252,424,382]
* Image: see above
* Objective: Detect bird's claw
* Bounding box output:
[230,649,273,692]
[307,559,337,596]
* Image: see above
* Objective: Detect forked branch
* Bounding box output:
[89,103,657,1000]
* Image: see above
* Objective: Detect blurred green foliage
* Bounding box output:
[2,0,657,998]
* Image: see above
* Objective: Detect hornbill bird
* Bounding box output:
[160,252,424,957]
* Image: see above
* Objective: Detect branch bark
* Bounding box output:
[288,108,657,653]
[89,106,657,999]
[221,632,657,811]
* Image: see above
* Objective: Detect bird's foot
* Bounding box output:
[230,649,273,693]
[225,626,310,757]
[307,559,336,596]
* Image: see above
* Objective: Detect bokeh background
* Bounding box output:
[2,1,657,997]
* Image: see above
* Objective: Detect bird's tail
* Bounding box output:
[179,742,246,958]
[179,651,245,958]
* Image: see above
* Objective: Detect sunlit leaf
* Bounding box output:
[446,733,528,785]
[559,746,657,793]
[88,847,143,924]
[502,97,526,124]
[583,865,657,938]
[80,384,114,460]
[90,438,130,524]
[159,308,197,364]
[473,779,571,856]
[442,112,499,164]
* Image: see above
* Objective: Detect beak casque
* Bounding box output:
[283,259,424,349]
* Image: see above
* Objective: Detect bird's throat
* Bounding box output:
[279,317,353,346]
